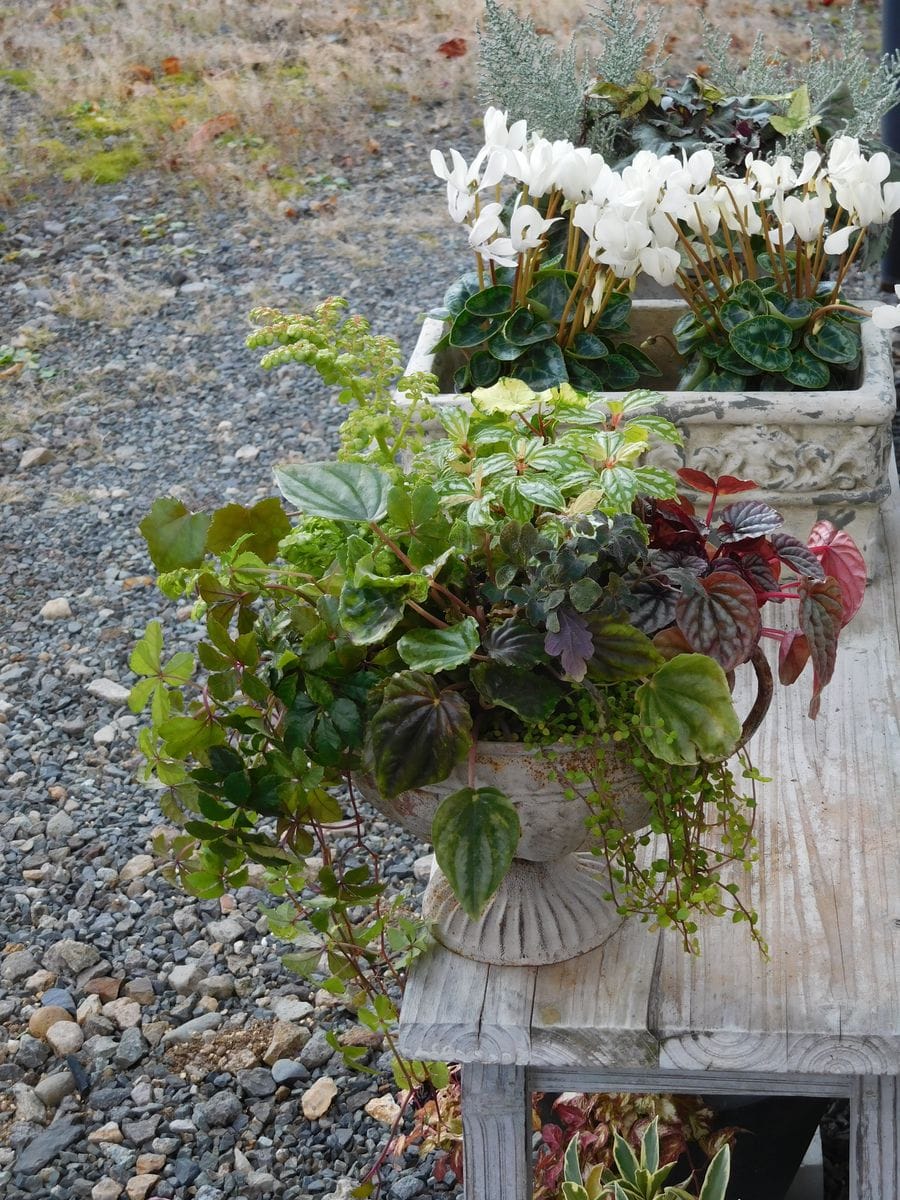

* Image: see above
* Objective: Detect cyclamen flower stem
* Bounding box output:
[720,180,759,281]
[829,227,867,301]
[556,246,593,343]
[758,204,792,299]
[692,204,729,302]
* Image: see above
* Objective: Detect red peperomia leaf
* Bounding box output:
[678,468,757,496]
[677,467,717,494]
[717,499,783,542]
[675,572,761,671]
[771,531,825,580]
[544,607,594,681]
[709,552,779,599]
[798,578,844,717]
[652,626,693,660]
[779,629,811,685]
[807,521,866,625]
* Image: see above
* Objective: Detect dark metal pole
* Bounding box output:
[881,0,900,288]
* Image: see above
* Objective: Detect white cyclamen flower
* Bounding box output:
[823,224,859,255]
[483,107,528,153]
[430,146,507,223]
[780,194,826,243]
[871,284,900,329]
[639,245,682,286]
[467,202,517,268]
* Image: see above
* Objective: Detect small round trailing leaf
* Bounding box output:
[274,461,391,523]
[510,341,568,390]
[431,787,520,919]
[468,350,501,388]
[636,653,742,765]
[717,499,783,542]
[675,573,761,672]
[464,284,514,317]
[804,318,859,365]
[396,617,481,673]
[728,315,793,372]
[783,348,830,389]
[368,671,473,798]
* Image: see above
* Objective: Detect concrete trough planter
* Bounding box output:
[405,299,896,569]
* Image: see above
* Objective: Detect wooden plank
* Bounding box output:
[654,492,900,1075]
[461,1063,533,1200]
[850,1076,900,1200]
[529,1067,851,1099]
[398,944,489,1062]
[476,964,537,1064]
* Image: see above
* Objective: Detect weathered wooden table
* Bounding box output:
[398,489,900,1199]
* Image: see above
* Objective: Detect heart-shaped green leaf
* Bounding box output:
[206,498,291,563]
[275,461,391,522]
[783,347,830,389]
[431,786,520,919]
[449,308,503,348]
[804,318,859,365]
[593,290,631,331]
[510,341,568,390]
[338,583,406,646]
[483,618,546,666]
[396,617,480,673]
[465,284,513,317]
[369,671,473,797]
[468,350,501,388]
[728,315,793,372]
[526,271,577,321]
[675,573,761,671]
[767,294,816,328]
[636,653,741,764]
[503,308,557,346]
[140,497,212,572]
[567,332,610,361]
[442,271,480,316]
[472,376,536,414]
[596,353,640,389]
[471,661,563,721]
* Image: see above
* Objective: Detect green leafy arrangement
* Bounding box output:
[132,299,864,962]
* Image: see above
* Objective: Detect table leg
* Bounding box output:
[850,1075,899,1199]
[461,1063,532,1200]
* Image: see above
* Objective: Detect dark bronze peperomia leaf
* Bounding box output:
[368,671,473,798]
[675,573,761,672]
[798,577,844,718]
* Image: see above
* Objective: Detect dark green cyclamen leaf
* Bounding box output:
[140,497,212,572]
[503,307,557,346]
[368,671,473,798]
[596,353,640,389]
[274,461,391,522]
[396,617,480,673]
[338,583,406,645]
[565,357,606,392]
[206,497,291,563]
[453,363,471,391]
[482,618,546,667]
[586,617,664,682]
[778,628,810,685]
[767,294,816,328]
[471,661,564,721]
[712,345,758,377]
[442,270,480,316]
[729,280,768,315]
[636,653,742,765]
[615,341,662,377]
[468,350,501,388]
[544,607,594,681]
[783,347,830,389]
[694,369,745,391]
[567,332,610,361]
[728,315,793,373]
[448,309,504,348]
[798,577,844,718]
[803,319,860,365]
[717,499,783,542]
[464,284,514,317]
[675,573,761,672]
[719,298,759,333]
[592,291,631,331]
[488,330,529,361]
[431,787,520,919]
[770,532,825,579]
[510,341,568,390]
[526,271,577,321]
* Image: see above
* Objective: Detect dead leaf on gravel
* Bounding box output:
[127,64,155,82]
[162,56,182,76]
[437,37,467,58]
[185,113,239,154]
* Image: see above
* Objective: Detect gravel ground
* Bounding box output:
[0,58,895,1200]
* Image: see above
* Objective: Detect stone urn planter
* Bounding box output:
[354,652,773,967]
[405,299,895,570]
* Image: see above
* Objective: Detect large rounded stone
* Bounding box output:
[29,1007,76,1039]
[45,1020,85,1055]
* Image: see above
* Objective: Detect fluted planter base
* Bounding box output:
[422,852,620,966]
